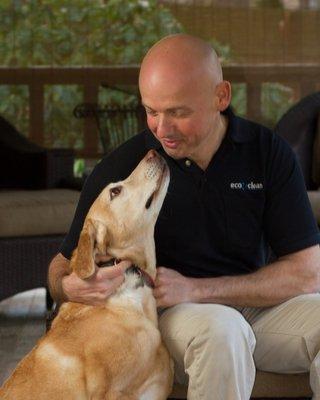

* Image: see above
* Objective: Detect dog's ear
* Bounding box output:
[70,218,108,279]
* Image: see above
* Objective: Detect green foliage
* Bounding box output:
[0,0,182,66]
[209,38,234,66]
[209,37,294,128]
[0,0,295,154]
[44,85,83,148]
[74,158,85,178]
[261,82,294,128]
[0,85,29,137]
[231,83,247,118]
[0,0,182,146]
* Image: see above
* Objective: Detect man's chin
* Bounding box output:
[162,145,185,159]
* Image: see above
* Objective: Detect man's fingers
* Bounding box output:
[99,262,130,280]
[64,260,133,304]
[95,254,113,263]
[153,286,165,299]
[108,274,125,290]
[117,260,132,272]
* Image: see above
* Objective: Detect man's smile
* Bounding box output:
[162,138,181,149]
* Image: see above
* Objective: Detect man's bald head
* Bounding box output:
[139,34,231,169]
[139,34,223,91]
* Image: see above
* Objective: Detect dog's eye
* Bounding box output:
[110,186,122,200]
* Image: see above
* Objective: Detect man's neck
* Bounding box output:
[193,114,228,171]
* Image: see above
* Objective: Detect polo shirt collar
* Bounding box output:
[223,107,256,143]
[144,106,255,151]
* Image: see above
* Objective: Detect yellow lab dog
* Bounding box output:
[0,150,173,400]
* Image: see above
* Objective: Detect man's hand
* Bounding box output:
[153,267,196,308]
[62,260,131,305]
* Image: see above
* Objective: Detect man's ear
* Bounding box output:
[70,219,108,279]
[215,81,232,112]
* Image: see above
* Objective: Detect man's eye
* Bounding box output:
[171,110,189,118]
[146,109,157,117]
[110,186,122,200]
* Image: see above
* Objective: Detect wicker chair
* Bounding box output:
[275,91,320,226]
[73,102,146,154]
[274,91,320,190]
[0,115,80,309]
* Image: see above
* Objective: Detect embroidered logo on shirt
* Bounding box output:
[230,182,264,190]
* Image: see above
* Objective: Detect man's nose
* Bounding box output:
[156,115,172,138]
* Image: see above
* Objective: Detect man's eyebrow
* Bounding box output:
[167,106,191,112]
[141,102,153,109]
[142,103,190,112]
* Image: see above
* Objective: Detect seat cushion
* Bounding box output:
[169,371,311,398]
[0,189,80,237]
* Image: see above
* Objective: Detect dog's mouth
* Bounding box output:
[145,161,168,210]
[97,259,155,288]
[145,192,154,209]
[125,265,155,288]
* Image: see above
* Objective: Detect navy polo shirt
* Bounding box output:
[60,108,320,278]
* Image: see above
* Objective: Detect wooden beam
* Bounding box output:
[0,65,319,157]
[83,83,99,156]
[29,83,44,145]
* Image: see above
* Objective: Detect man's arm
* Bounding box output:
[48,253,130,305]
[154,245,320,308]
[48,253,70,303]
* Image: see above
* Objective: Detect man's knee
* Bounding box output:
[191,306,256,355]
[159,303,256,388]
[159,303,256,355]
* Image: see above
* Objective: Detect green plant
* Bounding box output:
[0,0,183,147]
[0,1,296,150]
[209,36,294,127]
[74,158,85,178]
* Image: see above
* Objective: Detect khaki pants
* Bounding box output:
[159,294,320,400]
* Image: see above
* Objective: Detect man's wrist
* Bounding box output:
[59,275,70,303]
[188,277,205,303]
[48,253,72,304]
[190,277,218,303]
[48,267,70,304]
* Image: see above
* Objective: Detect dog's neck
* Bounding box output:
[109,237,157,280]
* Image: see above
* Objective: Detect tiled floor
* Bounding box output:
[0,288,46,386]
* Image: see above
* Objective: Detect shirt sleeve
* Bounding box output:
[263,132,320,257]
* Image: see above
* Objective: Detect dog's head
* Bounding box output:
[70,150,169,280]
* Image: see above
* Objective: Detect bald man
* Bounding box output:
[48,34,320,400]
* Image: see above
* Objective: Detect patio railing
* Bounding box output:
[0,64,319,158]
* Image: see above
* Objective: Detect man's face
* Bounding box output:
[140,71,220,161]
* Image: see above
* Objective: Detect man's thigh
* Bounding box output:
[158,303,255,384]
[242,294,320,373]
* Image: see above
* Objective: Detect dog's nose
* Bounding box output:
[146,149,159,162]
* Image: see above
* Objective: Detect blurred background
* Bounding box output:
[0,0,319,173]
[1,3,320,394]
